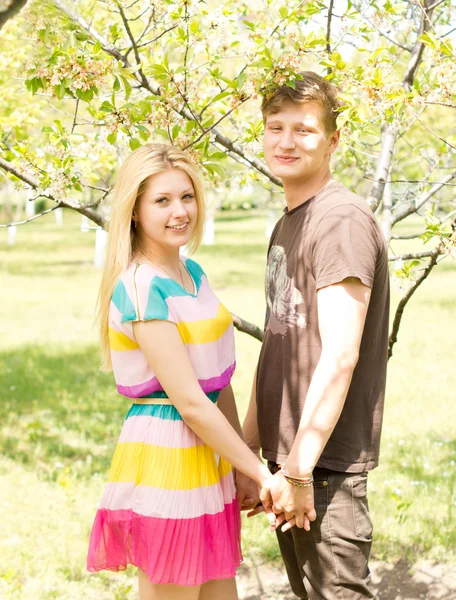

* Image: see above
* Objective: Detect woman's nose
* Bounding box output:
[172,199,188,217]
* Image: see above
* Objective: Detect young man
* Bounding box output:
[237,72,390,599]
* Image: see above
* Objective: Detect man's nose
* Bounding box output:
[278,131,295,150]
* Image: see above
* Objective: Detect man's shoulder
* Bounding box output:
[315,180,372,216]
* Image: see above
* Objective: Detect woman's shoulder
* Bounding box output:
[182,256,206,287]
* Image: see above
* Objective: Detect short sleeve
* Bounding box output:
[112,265,178,325]
[311,205,379,290]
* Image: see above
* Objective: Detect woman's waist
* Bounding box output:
[133,390,220,406]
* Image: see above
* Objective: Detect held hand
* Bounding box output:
[268,471,317,532]
[235,470,260,512]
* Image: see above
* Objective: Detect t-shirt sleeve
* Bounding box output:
[115,265,178,325]
[311,204,379,290]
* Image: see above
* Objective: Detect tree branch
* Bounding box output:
[424,101,456,109]
[388,250,435,261]
[392,170,456,224]
[231,313,263,342]
[367,1,435,211]
[326,0,334,74]
[50,0,281,186]
[414,112,456,152]
[0,0,29,31]
[391,232,424,240]
[0,156,107,228]
[0,204,60,227]
[388,252,439,359]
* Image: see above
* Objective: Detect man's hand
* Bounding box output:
[260,471,317,533]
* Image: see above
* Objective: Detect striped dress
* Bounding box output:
[87,258,241,586]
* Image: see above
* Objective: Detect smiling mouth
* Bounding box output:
[275,155,299,162]
[166,223,189,231]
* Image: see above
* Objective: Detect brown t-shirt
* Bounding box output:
[256,181,390,472]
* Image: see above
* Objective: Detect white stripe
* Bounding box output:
[118,415,205,448]
[99,474,236,519]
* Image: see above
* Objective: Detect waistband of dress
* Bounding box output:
[133,390,220,406]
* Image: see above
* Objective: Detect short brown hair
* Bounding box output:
[261,71,342,133]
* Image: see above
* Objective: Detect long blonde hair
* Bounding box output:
[97,143,206,371]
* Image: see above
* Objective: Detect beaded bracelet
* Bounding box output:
[281,465,314,488]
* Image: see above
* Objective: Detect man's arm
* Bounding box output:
[236,367,266,514]
[261,277,371,530]
[217,383,243,438]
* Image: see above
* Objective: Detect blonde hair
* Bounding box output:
[97,143,206,371]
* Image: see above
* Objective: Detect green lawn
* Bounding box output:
[0,210,455,599]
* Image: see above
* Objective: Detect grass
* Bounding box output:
[0,209,455,598]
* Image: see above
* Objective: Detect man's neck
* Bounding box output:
[283,169,334,212]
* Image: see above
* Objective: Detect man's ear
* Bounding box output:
[328,129,340,155]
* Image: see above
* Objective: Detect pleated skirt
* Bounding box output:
[87,401,242,586]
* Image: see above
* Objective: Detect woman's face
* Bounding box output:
[134,168,198,252]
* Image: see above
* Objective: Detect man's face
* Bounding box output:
[263,101,339,183]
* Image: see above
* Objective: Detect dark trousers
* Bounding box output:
[268,462,375,600]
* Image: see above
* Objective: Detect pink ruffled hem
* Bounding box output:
[87,500,242,586]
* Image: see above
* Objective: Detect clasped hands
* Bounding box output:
[235,470,317,533]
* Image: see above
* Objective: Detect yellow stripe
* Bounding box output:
[176,303,232,345]
[109,328,139,351]
[108,442,232,489]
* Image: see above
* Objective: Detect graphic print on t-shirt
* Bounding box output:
[265,245,307,336]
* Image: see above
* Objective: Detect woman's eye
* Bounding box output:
[183,193,194,200]
[156,197,168,204]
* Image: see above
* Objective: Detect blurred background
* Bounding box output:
[1,0,455,598]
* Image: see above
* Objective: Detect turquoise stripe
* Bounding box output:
[126,391,219,421]
[184,258,204,293]
[112,280,137,322]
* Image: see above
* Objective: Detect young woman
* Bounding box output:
[87,143,273,600]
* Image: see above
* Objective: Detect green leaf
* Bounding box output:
[121,76,132,100]
[76,88,94,103]
[171,124,181,140]
[136,124,150,140]
[93,40,102,54]
[204,162,224,177]
[212,91,230,103]
[279,6,288,19]
[99,101,114,113]
[107,131,117,144]
[113,76,121,91]
[129,137,141,150]
[54,83,66,100]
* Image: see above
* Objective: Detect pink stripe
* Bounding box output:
[87,500,242,586]
[111,348,151,387]
[109,303,135,339]
[117,376,161,398]
[199,363,236,393]
[116,362,235,398]
[186,327,235,379]
[118,415,204,448]
[165,277,220,322]
[99,472,236,518]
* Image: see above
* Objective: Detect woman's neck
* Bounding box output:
[135,240,181,271]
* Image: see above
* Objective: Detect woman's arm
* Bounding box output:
[132,319,271,487]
